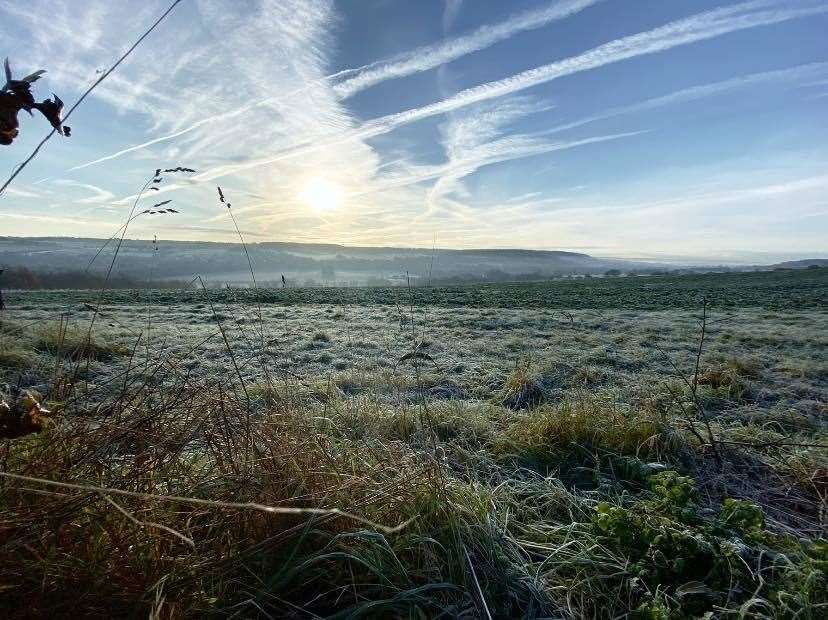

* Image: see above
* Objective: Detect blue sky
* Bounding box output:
[1,0,827,263]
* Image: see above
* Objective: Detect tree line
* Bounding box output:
[0,267,188,290]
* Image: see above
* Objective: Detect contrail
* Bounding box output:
[539,61,828,136]
[184,0,828,182]
[348,131,647,198]
[65,0,604,172]
[65,67,359,173]
[332,0,605,98]
[351,1,828,136]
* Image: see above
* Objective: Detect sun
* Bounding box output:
[299,177,342,213]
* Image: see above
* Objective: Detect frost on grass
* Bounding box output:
[0,295,825,617]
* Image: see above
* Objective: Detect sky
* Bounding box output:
[1,0,827,263]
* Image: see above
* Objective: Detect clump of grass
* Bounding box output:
[0,319,25,337]
[775,358,828,380]
[0,342,38,369]
[333,368,444,395]
[312,330,331,342]
[1,388,544,617]
[697,357,760,393]
[572,364,605,385]
[496,394,687,467]
[33,324,126,360]
[726,355,763,377]
[499,362,545,410]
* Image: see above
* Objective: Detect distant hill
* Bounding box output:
[0,236,654,286]
[768,259,828,270]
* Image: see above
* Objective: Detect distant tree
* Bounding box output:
[604,269,622,277]
[0,267,187,290]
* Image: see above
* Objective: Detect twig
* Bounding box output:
[717,440,828,450]
[691,297,722,465]
[650,298,722,465]
[0,471,416,534]
[99,492,195,549]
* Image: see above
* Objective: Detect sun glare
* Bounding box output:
[299,177,342,213]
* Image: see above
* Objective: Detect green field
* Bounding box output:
[6,267,828,310]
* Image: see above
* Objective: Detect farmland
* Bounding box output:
[5,266,827,310]
[0,269,826,617]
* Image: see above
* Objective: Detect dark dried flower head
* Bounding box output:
[1,58,69,144]
[32,94,64,132]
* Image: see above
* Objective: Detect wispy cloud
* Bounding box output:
[442,0,464,33]
[437,169,828,257]
[64,0,824,182]
[65,0,603,173]
[333,0,604,99]
[0,0,200,126]
[419,95,640,218]
[540,61,828,135]
[188,0,827,184]
[52,180,116,205]
[3,186,44,200]
[0,212,98,227]
[355,0,828,133]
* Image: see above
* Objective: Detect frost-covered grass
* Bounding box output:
[0,295,825,617]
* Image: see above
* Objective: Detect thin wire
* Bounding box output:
[0,0,185,198]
